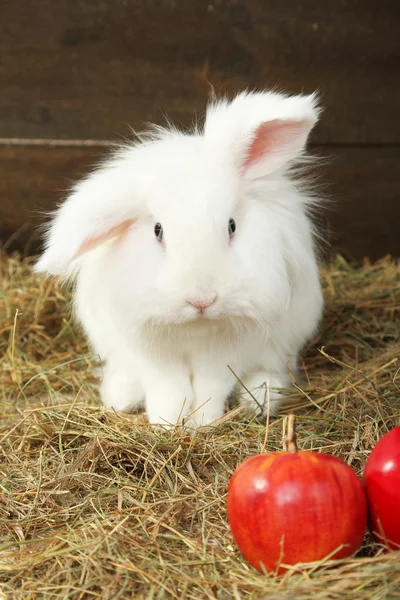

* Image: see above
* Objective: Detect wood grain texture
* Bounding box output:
[1,143,399,260]
[320,146,400,260]
[0,0,399,143]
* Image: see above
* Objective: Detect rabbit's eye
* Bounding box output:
[228,218,236,238]
[154,222,164,242]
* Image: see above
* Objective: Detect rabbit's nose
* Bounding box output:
[187,294,218,311]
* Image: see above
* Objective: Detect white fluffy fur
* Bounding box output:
[35,90,324,428]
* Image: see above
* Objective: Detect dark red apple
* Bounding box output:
[363,426,400,549]
[227,417,367,573]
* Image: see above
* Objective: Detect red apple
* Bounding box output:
[363,426,400,549]
[227,418,367,573]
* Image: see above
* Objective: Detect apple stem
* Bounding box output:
[283,414,298,453]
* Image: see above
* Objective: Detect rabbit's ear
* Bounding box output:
[34,157,139,276]
[204,91,320,180]
[240,116,317,179]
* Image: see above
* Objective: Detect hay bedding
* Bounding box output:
[0,253,399,600]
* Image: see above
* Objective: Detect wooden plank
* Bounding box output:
[0,144,99,255]
[0,143,399,260]
[0,0,399,144]
[318,146,400,261]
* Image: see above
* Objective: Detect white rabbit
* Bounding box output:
[35,90,324,428]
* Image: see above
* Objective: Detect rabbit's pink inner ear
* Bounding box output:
[242,119,309,174]
[73,218,136,259]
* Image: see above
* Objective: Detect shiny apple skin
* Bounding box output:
[363,426,400,549]
[227,452,367,573]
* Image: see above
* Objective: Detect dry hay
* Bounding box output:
[0,253,399,599]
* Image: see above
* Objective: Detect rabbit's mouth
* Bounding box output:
[158,315,252,339]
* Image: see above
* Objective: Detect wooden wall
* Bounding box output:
[1,0,399,259]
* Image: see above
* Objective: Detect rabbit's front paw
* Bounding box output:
[145,394,192,429]
[185,398,225,429]
[100,369,145,412]
[238,371,290,416]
